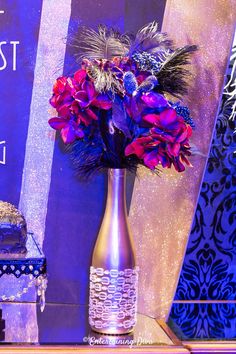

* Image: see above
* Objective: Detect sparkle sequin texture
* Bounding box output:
[18,1,71,248]
[4,0,235,342]
[8,0,72,343]
[129,0,236,320]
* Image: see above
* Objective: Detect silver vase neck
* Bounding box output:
[108,168,126,179]
[106,168,127,216]
[92,167,135,269]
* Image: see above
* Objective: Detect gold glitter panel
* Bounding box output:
[129,0,236,320]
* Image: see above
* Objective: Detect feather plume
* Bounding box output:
[87,65,124,94]
[67,112,154,179]
[56,23,196,178]
[68,134,104,179]
[129,21,172,55]
[71,25,130,62]
[156,45,198,97]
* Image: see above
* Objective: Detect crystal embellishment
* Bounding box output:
[89,266,139,332]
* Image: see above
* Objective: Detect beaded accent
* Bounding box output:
[89,266,139,332]
[132,52,162,74]
[0,274,47,312]
[173,102,195,128]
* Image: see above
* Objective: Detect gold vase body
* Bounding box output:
[89,169,138,334]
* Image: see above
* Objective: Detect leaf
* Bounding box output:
[112,95,131,138]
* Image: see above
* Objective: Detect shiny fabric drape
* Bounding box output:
[129,0,236,319]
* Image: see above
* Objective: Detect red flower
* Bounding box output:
[48,117,84,144]
[74,68,87,83]
[125,107,192,172]
[49,69,112,143]
[125,91,169,122]
[50,76,77,117]
[72,79,112,125]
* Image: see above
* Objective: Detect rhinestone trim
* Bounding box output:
[89,266,139,331]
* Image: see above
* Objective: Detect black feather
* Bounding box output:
[67,111,154,179]
[156,45,198,97]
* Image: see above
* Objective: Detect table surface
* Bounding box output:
[0,303,178,346]
[1,302,236,353]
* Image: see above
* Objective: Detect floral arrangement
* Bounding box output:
[49,22,197,177]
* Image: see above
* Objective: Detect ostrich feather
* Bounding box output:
[156,45,198,97]
[72,25,130,62]
[129,21,172,55]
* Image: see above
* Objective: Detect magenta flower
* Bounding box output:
[72,79,112,126]
[125,107,192,172]
[49,69,112,143]
[125,91,169,122]
[50,76,76,118]
[48,117,84,144]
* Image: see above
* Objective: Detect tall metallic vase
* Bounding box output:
[89,169,138,334]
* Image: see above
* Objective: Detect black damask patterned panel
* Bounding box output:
[173,31,236,302]
[168,30,236,340]
[169,303,236,340]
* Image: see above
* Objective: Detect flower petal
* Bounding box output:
[167,142,180,156]
[74,91,89,108]
[57,104,71,118]
[141,92,168,108]
[173,157,186,172]
[61,125,76,144]
[82,80,97,101]
[151,128,176,143]
[93,94,112,110]
[48,117,67,130]
[180,153,192,167]
[128,96,143,122]
[53,77,67,94]
[125,141,144,158]
[159,108,177,126]
[143,113,159,125]
[60,121,83,144]
[74,69,87,83]
[78,108,98,126]
[86,108,98,121]
[49,95,57,108]
[143,151,159,170]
